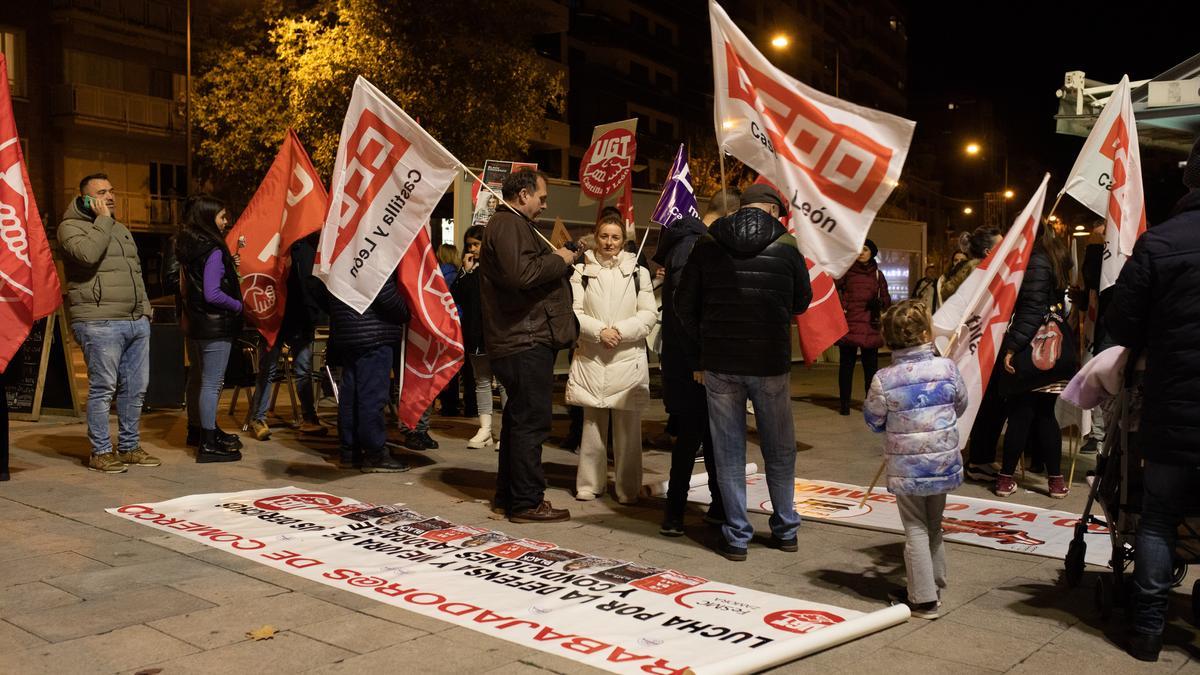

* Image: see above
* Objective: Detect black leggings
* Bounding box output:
[838,345,879,405]
[1001,392,1062,476]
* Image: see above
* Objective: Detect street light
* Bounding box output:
[963,206,974,215]
[771,34,789,49]
[1004,189,1015,199]
[964,142,981,156]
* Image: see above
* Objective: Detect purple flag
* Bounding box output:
[650,144,700,227]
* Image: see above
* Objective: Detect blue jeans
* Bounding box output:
[705,370,800,548]
[339,344,393,452]
[72,318,151,456]
[251,336,315,422]
[1132,462,1200,636]
[186,338,232,430]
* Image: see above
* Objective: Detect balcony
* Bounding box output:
[51,83,184,136]
[529,118,569,150]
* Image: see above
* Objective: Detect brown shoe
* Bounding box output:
[298,420,328,436]
[509,501,570,524]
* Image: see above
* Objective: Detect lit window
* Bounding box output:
[0,27,26,98]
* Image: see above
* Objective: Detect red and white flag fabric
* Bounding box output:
[225,130,328,349]
[316,77,463,427]
[0,54,61,373]
[752,176,848,363]
[932,174,1050,449]
[710,0,914,278]
[1060,75,1146,290]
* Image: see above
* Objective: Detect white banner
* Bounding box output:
[107,488,908,674]
[683,475,1108,566]
[932,175,1049,450]
[709,0,914,278]
[316,77,460,313]
[1060,75,1146,291]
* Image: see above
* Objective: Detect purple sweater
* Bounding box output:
[203,249,243,313]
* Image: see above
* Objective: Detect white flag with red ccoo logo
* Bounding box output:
[932,175,1050,450]
[0,54,61,373]
[316,77,463,427]
[1059,75,1145,291]
[710,0,914,279]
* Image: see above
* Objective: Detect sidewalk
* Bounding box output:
[1,363,1196,673]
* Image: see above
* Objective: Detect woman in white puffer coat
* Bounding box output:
[567,216,657,504]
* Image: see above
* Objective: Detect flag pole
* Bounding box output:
[457,163,556,251]
[718,149,729,197]
[859,458,886,508]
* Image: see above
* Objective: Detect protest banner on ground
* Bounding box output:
[673,473,1108,566]
[108,487,908,674]
[225,130,328,348]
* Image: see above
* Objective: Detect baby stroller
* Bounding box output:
[1063,355,1200,622]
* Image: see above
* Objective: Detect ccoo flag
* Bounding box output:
[316,77,463,428]
[0,54,61,373]
[933,174,1050,450]
[226,130,328,349]
[710,0,914,278]
[1059,75,1145,291]
[650,144,700,227]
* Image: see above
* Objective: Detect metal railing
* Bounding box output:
[51,83,184,134]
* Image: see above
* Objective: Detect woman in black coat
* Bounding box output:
[995,225,1073,498]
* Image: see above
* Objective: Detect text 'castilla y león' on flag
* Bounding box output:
[933,174,1051,450]
[0,53,61,373]
[1059,75,1146,291]
[315,76,464,427]
[709,0,914,279]
[225,129,328,350]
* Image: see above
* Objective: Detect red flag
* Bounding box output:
[617,179,636,241]
[0,54,61,373]
[752,176,847,364]
[226,130,328,349]
[396,227,464,427]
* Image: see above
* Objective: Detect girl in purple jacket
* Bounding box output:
[864,300,968,619]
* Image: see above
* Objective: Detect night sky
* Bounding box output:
[905,3,1200,224]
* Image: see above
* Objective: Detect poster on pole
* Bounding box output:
[578,119,638,207]
[108,487,908,674]
[471,160,538,227]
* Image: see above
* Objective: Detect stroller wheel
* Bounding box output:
[1095,575,1114,620]
[1172,563,1188,587]
[1192,579,1200,627]
[1064,539,1086,588]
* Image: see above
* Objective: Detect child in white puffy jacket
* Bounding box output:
[864,300,968,619]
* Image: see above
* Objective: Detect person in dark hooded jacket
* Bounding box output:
[653,188,739,537]
[835,239,891,415]
[675,184,811,561]
[1107,136,1200,663]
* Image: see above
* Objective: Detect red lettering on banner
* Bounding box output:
[329,109,412,263]
[978,508,1009,517]
[607,647,652,664]
[323,568,359,581]
[724,41,891,212]
[230,539,266,551]
[473,610,515,625]
[405,592,446,606]
[374,583,416,598]
[438,602,483,617]
[945,503,970,511]
[640,661,691,675]
[533,628,575,642]
[561,637,611,655]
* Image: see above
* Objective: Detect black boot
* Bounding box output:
[404,431,438,451]
[215,427,244,451]
[361,449,410,473]
[197,429,242,463]
[839,401,851,416]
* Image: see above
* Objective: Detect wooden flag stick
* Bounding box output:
[859,458,887,508]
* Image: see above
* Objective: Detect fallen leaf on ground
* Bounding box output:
[247,625,277,641]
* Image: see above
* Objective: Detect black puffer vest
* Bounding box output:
[176,229,243,340]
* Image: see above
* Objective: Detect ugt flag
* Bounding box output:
[933,174,1050,450]
[650,144,700,227]
[316,77,463,427]
[0,54,61,373]
[1059,75,1145,291]
[225,130,328,349]
[710,0,914,278]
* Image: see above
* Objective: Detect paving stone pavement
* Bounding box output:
[2,363,1197,673]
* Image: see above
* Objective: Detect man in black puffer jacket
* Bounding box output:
[675,184,811,561]
[329,274,410,473]
[1106,136,1200,662]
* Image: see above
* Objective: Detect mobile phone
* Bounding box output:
[82,195,95,210]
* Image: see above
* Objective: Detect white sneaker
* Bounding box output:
[575,491,596,501]
[467,428,493,449]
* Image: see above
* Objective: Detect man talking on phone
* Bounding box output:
[58,173,159,474]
